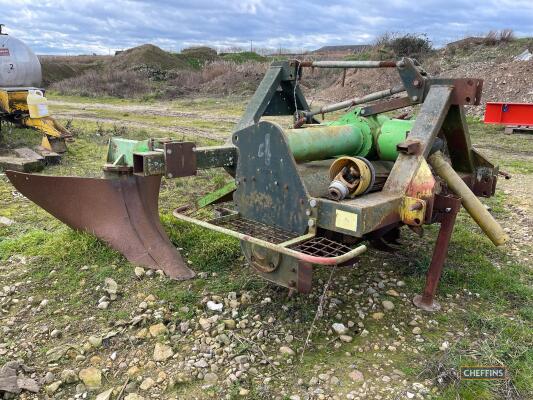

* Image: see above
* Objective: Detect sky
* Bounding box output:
[1,0,532,55]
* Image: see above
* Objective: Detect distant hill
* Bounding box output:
[313,44,370,54]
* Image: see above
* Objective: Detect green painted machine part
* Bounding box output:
[7,57,507,314]
[285,110,413,163]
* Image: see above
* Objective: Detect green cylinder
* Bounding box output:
[377,119,414,161]
[285,124,365,163]
[284,110,414,163]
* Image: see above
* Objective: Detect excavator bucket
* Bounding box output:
[6,171,195,280]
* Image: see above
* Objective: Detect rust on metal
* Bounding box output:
[297,261,313,293]
[430,78,483,106]
[290,60,397,68]
[413,194,461,311]
[359,96,413,116]
[164,141,197,178]
[6,171,195,280]
[396,139,421,155]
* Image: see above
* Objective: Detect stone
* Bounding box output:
[127,366,141,377]
[239,388,250,396]
[179,321,190,333]
[45,380,62,395]
[103,278,118,297]
[50,329,62,338]
[199,318,211,331]
[125,394,145,400]
[406,391,415,399]
[88,335,103,348]
[0,366,19,394]
[0,216,14,226]
[372,312,384,320]
[140,377,155,390]
[60,369,79,384]
[153,343,173,361]
[382,300,395,311]
[360,329,369,337]
[439,341,450,351]
[16,377,40,393]
[134,267,145,278]
[96,388,114,400]
[339,335,353,343]
[386,289,400,297]
[412,327,422,335]
[149,323,168,337]
[79,367,102,390]
[396,280,406,287]
[203,372,218,385]
[223,319,236,330]
[332,323,348,335]
[97,301,110,309]
[348,370,364,382]
[206,300,223,312]
[240,293,252,304]
[194,359,209,368]
[43,371,55,384]
[279,346,295,356]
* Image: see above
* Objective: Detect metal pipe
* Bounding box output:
[295,60,397,69]
[304,85,406,119]
[428,151,509,246]
[173,209,367,265]
[285,124,365,163]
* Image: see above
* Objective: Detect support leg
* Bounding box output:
[413,194,461,311]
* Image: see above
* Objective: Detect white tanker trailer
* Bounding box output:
[0,25,70,155]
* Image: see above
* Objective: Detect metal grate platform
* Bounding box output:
[290,236,354,257]
[212,216,298,244]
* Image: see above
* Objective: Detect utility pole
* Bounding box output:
[250,40,252,52]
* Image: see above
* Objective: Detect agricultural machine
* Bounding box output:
[484,102,533,134]
[7,58,508,311]
[0,25,71,160]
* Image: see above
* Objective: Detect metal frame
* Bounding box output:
[7,57,504,309]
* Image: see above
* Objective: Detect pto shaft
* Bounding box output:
[428,151,508,246]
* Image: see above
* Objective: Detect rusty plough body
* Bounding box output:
[7,58,508,311]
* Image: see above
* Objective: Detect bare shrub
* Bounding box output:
[499,29,515,42]
[484,30,499,46]
[372,32,433,60]
[51,69,152,98]
[483,29,515,46]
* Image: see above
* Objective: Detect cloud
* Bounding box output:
[0,0,531,54]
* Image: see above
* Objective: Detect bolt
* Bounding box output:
[309,199,317,208]
[397,60,406,68]
[167,173,173,178]
[445,207,452,213]
[166,149,172,154]
[360,109,366,115]
[411,95,418,101]
[305,209,311,216]
[274,181,279,186]
[308,219,315,227]
[413,79,421,87]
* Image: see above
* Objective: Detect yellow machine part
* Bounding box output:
[0,88,70,151]
[329,156,373,197]
[428,151,508,246]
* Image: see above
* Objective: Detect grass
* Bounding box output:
[221,52,267,64]
[0,99,531,399]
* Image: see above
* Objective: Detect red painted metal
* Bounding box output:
[413,194,462,311]
[484,102,533,126]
